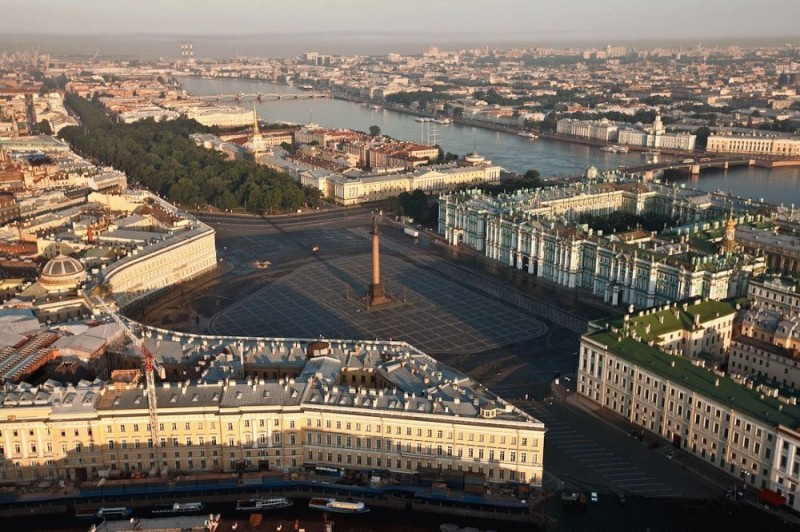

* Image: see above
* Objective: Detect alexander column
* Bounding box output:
[368,217,390,306]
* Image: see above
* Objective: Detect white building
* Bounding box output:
[617,116,696,151]
[439,185,764,309]
[306,155,501,206]
[185,107,255,128]
[747,276,800,314]
[556,118,619,142]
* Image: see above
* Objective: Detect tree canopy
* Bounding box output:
[468,169,543,196]
[383,189,439,228]
[59,93,309,214]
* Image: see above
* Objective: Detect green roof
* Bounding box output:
[687,299,738,322]
[603,299,739,343]
[587,330,800,430]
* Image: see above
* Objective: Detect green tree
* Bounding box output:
[369,125,381,137]
[694,126,712,150]
[383,195,403,215]
[217,190,237,211]
[36,120,53,135]
[524,169,540,181]
[59,93,306,214]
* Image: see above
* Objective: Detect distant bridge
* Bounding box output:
[619,156,800,179]
[197,92,330,102]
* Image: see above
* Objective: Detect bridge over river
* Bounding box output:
[620,156,800,179]
[197,91,330,102]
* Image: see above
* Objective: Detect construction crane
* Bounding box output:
[95,292,163,460]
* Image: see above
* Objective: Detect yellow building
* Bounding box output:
[706,134,800,157]
[97,193,217,309]
[0,334,545,489]
[579,311,800,510]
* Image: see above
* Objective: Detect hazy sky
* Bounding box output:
[5,0,800,41]
[1,0,798,58]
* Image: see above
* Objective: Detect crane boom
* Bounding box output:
[100,303,162,458]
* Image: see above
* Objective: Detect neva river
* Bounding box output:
[180,77,800,206]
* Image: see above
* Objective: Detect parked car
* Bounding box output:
[590,492,598,503]
[666,451,678,460]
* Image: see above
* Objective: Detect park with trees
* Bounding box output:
[59,93,317,214]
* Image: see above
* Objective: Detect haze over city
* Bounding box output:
[2,0,800,57]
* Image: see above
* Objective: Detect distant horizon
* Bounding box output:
[2,32,798,61]
[1,0,798,59]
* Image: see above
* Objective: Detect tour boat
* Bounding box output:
[75,508,100,520]
[76,507,134,520]
[600,146,616,152]
[517,131,537,139]
[151,501,205,515]
[432,118,452,124]
[308,497,369,513]
[414,117,430,123]
[236,497,293,512]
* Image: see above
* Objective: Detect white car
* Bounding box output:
[590,491,598,503]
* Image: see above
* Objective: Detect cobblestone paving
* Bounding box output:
[347,227,588,333]
[209,250,547,354]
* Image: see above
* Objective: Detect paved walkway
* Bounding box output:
[351,226,589,333]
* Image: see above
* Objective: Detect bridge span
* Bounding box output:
[197,92,330,102]
[620,156,800,179]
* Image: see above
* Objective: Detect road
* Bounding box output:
[518,398,718,499]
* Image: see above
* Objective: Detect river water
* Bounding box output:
[180,77,800,206]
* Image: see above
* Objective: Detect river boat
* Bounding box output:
[308,497,369,513]
[414,117,430,123]
[236,497,293,512]
[616,145,629,153]
[600,146,616,153]
[151,502,205,515]
[517,131,537,139]
[76,507,134,520]
[432,118,452,124]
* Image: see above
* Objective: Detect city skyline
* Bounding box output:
[2,0,799,55]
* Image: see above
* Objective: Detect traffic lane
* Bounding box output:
[522,400,719,499]
[196,205,375,226]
